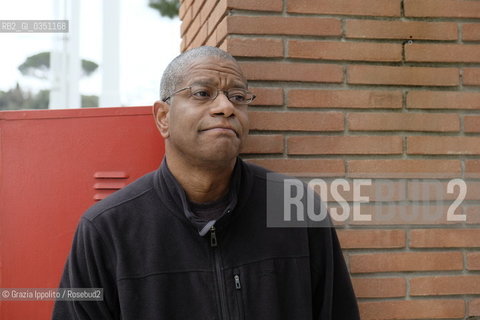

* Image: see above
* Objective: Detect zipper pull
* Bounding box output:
[234,274,241,289]
[210,226,217,247]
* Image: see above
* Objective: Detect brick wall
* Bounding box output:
[179,0,480,318]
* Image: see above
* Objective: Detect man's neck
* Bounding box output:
[165,152,236,203]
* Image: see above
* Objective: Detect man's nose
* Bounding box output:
[210,92,235,117]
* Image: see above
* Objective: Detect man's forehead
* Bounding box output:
[181,56,247,86]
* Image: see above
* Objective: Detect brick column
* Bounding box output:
[180,0,480,318]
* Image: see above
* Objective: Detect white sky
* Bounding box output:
[0,0,181,106]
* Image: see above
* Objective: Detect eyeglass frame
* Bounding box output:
[162,85,256,105]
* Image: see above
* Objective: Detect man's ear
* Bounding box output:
[153,100,170,138]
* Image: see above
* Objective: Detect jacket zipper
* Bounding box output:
[234,273,245,319]
[210,226,229,319]
[234,274,241,289]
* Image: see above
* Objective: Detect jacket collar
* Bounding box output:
[153,157,248,236]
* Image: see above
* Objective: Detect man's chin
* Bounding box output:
[196,147,240,164]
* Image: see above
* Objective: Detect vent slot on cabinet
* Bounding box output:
[93,171,129,201]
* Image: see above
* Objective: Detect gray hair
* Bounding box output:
[160,46,239,101]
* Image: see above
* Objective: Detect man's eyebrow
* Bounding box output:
[190,79,216,87]
[189,79,247,89]
[232,81,247,89]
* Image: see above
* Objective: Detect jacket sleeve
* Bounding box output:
[52,218,119,320]
[309,226,360,319]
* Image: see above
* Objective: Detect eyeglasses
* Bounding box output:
[162,85,256,105]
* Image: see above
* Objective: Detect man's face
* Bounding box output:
[156,56,250,166]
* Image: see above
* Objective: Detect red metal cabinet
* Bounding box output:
[0,106,165,319]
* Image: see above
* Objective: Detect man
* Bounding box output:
[53,46,360,319]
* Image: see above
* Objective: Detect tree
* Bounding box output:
[0,84,48,110]
[81,94,99,108]
[18,51,99,80]
[0,85,99,110]
[148,0,179,18]
[7,52,100,110]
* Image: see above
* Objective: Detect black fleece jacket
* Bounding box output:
[52,158,360,319]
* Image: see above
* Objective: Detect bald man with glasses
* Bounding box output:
[53,46,360,320]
